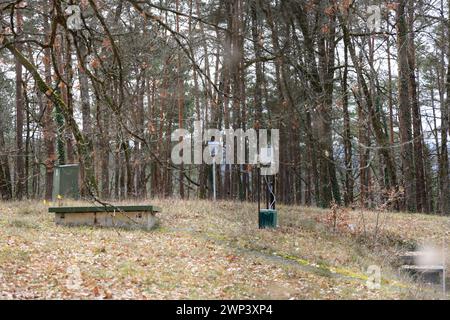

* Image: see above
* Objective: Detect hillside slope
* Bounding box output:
[0,199,448,299]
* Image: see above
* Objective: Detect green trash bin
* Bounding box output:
[52,164,80,201]
[259,209,277,229]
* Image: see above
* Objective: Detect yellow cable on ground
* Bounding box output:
[159,225,412,290]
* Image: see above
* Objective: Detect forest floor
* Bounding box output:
[0,198,449,300]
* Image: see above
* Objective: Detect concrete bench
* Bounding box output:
[400,265,445,285]
[49,205,161,230]
[398,251,423,265]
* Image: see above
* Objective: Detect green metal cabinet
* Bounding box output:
[259,209,277,229]
[52,164,80,201]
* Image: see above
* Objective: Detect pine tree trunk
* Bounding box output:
[15,10,25,200]
[342,40,353,206]
[407,0,428,212]
[397,0,416,212]
[439,0,450,214]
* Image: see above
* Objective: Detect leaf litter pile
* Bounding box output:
[0,199,448,299]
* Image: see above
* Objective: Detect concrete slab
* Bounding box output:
[49,205,160,230]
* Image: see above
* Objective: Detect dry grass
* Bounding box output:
[0,199,448,300]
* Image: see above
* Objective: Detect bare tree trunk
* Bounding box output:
[397,0,416,212]
[15,10,25,200]
[342,40,353,206]
[439,0,450,214]
[176,0,185,199]
[42,4,56,201]
[387,16,395,146]
[0,121,12,200]
[64,32,75,164]
[407,1,428,212]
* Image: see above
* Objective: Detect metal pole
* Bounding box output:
[257,128,261,228]
[271,176,275,210]
[257,166,260,214]
[443,237,446,298]
[213,160,216,201]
